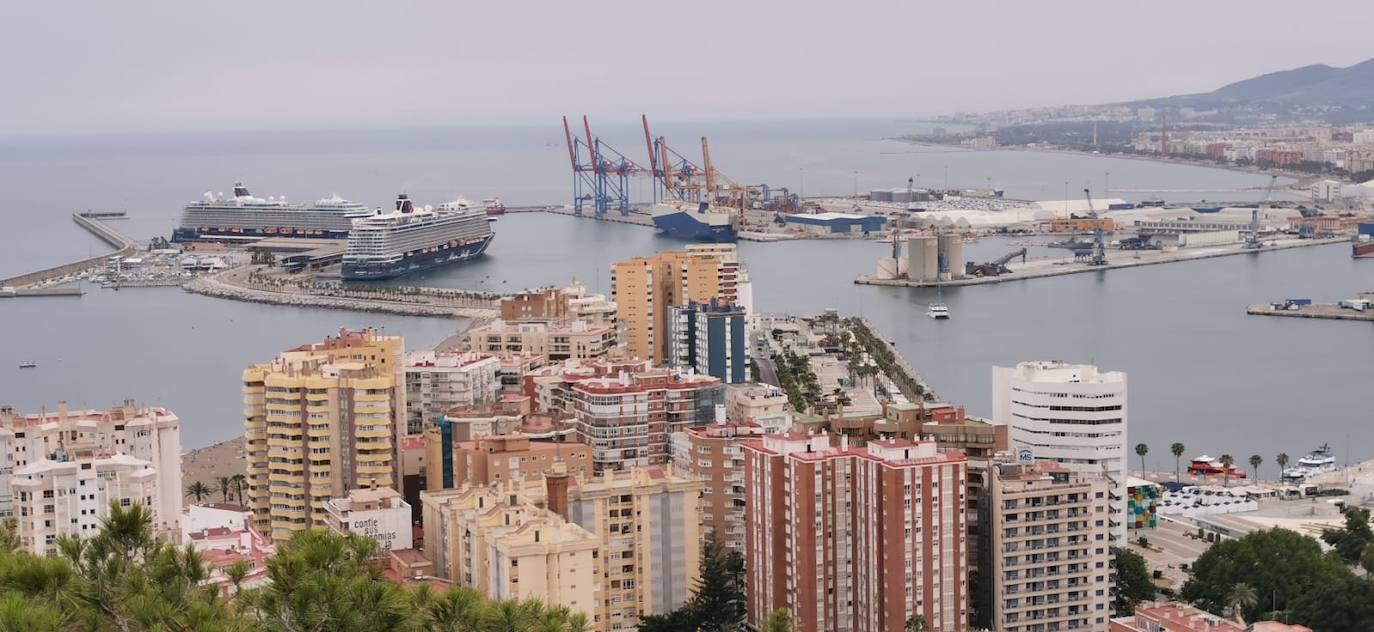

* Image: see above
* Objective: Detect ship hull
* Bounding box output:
[1355,242,1374,258]
[652,210,737,242]
[341,234,493,280]
[172,226,350,243]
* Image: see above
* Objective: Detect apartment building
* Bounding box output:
[724,383,789,424]
[744,434,969,632]
[667,300,748,384]
[428,432,592,490]
[0,401,182,536]
[669,422,762,552]
[322,486,413,552]
[404,350,500,435]
[987,458,1114,632]
[570,367,723,471]
[420,481,599,621]
[467,319,620,363]
[243,328,406,543]
[500,281,619,330]
[423,466,703,631]
[11,453,161,555]
[610,245,749,364]
[993,361,1127,542]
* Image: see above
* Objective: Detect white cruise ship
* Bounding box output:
[341,194,494,280]
[173,182,370,242]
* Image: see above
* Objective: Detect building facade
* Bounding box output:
[987,458,1115,632]
[744,434,969,632]
[669,423,760,552]
[667,300,748,384]
[0,401,182,537]
[12,453,160,555]
[429,433,592,490]
[993,361,1127,542]
[423,466,704,631]
[243,328,407,543]
[570,368,723,471]
[467,319,620,363]
[404,350,500,435]
[323,486,413,552]
[611,246,749,364]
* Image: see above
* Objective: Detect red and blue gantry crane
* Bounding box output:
[562,115,647,216]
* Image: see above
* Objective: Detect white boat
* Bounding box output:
[928,303,950,319]
[18,361,37,369]
[1297,444,1335,469]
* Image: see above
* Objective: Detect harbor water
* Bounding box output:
[1,121,1370,470]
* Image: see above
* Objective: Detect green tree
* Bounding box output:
[1112,547,1156,615]
[905,612,928,632]
[230,474,249,505]
[1182,527,1367,625]
[1219,454,1235,487]
[1321,507,1374,565]
[1248,455,1263,481]
[187,480,213,503]
[1362,544,1374,575]
[1135,443,1149,474]
[1276,452,1290,478]
[762,608,793,632]
[639,533,745,631]
[1171,442,1186,482]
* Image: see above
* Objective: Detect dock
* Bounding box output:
[0,286,84,298]
[1246,304,1374,322]
[856,238,1348,288]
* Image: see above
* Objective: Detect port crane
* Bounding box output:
[965,248,1027,277]
[1246,175,1278,250]
[562,115,648,216]
[1082,188,1108,266]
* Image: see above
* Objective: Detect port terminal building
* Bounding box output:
[783,212,886,234]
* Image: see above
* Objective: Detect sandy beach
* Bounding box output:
[181,436,246,500]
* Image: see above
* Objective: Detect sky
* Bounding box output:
[3,1,1373,136]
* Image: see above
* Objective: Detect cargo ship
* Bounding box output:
[341,194,494,280]
[651,201,739,242]
[1354,240,1374,258]
[483,197,507,216]
[172,182,370,242]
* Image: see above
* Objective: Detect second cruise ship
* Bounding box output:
[173,182,370,242]
[341,194,494,280]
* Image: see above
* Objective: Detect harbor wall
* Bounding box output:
[0,214,136,288]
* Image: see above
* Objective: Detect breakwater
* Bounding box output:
[0,213,135,288]
[184,267,501,319]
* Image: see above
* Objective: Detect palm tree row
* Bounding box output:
[186,474,250,506]
[0,505,590,631]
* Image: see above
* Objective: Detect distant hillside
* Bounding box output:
[1133,58,1374,109]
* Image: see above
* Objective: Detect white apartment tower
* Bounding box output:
[992,361,1127,541]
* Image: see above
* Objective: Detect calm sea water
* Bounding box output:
[1,121,1369,470]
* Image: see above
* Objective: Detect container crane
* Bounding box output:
[1083,188,1108,266]
[1247,175,1278,250]
[561,115,648,216]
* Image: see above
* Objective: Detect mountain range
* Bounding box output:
[1133,58,1374,110]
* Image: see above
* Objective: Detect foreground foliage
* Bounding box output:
[0,505,589,631]
[1181,527,1374,632]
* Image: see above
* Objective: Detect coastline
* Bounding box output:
[184,267,499,319]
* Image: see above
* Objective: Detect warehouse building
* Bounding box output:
[784,212,886,234]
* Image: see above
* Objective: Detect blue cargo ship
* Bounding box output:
[651,201,739,242]
[341,194,494,280]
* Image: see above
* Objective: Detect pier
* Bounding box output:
[0,213,136,289]
[1247,303,1374,322]
[856,238,1349,288]
[184,266,502,319]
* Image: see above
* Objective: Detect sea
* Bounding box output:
[1,119,1370,473]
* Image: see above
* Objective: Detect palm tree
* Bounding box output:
[185,481,212,504]
[216,476,233,503]
[763,609,794,632]
[905,613,928,632]
[230,474,248,505]
[1276,452,1290,479]
[1248,454,1263,481]
[1135,443,1149,475]
[1228,582,1258,624]
[1171,442,1186,482]
[1220,454,1235,487]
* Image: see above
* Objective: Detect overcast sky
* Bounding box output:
[3,1,1372,135]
